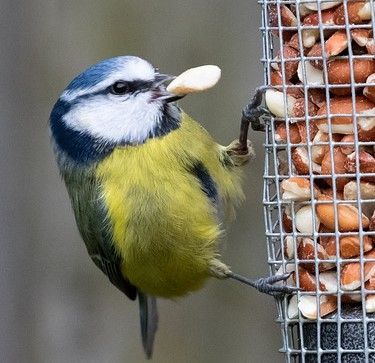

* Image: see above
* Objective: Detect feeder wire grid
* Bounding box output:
[259,0,375,362]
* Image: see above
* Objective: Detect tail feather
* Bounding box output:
[138,292,158,359]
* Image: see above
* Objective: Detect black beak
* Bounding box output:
[163,94,185,103]
[152,74,186,103]
[153,74,174,88]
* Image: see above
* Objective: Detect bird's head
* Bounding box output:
[50,56,182,166]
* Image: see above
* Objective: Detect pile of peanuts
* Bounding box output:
[266,1,375,320]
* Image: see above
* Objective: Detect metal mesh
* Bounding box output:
[259,1,375,362]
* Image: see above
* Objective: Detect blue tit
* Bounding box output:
[49,56,294,358]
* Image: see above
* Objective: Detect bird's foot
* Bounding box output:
[230,273,300,298]
[210,260,299,298]
[223,139,255,166]
[234,87,270,158]
[242,86,272,132]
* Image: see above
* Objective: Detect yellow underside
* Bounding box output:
[96,113,243,297]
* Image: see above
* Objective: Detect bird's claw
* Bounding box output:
[242,86,271,132]
[226,271,300,298]
[253,273,301,298]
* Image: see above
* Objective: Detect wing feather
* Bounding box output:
[63,169,137,300]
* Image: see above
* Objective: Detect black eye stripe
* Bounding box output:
[109,80,154,95]
[128,80,154,92]
[73,79,155,102]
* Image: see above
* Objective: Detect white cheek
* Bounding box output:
[63,92,163,144]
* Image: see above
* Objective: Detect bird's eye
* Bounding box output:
[110,81,130,95]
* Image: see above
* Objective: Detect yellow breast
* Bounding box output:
[95,113,243,297]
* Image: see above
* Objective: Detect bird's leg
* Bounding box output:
[223,86,271,166]
[209,259,299,298]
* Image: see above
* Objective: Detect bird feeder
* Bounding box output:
[259,0,375,361]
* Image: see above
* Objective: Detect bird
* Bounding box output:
[49,55,295,358]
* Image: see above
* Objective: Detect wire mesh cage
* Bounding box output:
[259,0,375,362]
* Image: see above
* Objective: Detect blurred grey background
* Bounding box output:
[0,1,282,362]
